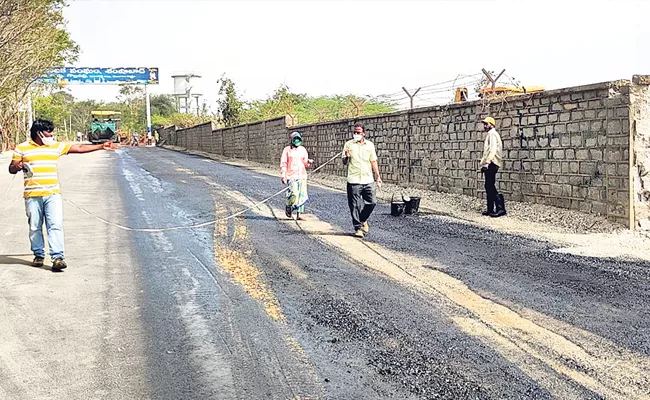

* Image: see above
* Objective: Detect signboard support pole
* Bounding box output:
[145,84,152,140]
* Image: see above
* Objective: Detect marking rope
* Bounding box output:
[5,152,343,233]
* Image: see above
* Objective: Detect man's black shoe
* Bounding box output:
[52,258,67,272]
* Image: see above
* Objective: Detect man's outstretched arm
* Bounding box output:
[68,142,115,154]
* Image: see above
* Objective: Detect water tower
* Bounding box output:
[172,73,203,115]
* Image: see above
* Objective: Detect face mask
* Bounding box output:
[292,139,301,146]
[353,134,363,142]
[39,133,56,146]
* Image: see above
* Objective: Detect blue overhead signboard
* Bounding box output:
[40,67,159,85]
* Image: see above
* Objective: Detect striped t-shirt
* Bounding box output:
[12,140,72,198]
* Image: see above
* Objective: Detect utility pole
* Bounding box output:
[402,87,421,109]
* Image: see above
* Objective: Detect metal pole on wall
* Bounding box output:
[145,84,152,141]
[402,87,421,109]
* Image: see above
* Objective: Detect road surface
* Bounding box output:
[0,147,649,400]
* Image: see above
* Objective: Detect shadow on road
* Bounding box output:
[0,254,63,272]
[237,215,279,221]
[0,254,44,269]
[0,253,33,264]
[277,229,355,237]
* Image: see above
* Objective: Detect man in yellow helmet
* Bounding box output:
[480,116,506,217]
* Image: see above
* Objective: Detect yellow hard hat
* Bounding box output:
[481,116,496,126]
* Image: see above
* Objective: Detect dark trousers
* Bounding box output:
[484,163,499,212]
[347,183,376,230]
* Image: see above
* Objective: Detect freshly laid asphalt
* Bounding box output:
[1,147,648,399]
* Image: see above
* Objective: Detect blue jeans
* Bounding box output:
[25,194,65,261]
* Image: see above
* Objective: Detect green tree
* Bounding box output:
[240,84,395,126]
[0,0,79,149]
[33,90,76,139]
[116,85,145,133]
[71,99,100,136]
[216,76,243,127]
[150,94,176,118]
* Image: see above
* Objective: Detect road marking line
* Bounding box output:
[211,194,284,322]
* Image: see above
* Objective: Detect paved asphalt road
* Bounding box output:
[1,147,649,400]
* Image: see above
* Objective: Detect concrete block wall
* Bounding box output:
[162,117,289,165]
[266,116,294,164]
[248,121,266,162]
[159,80,650,227]
[492,82,630,220]
[631,75,650,229]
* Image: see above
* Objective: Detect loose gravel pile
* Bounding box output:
[305,173,623,235]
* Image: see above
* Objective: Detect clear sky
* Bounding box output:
[63,0,650,109]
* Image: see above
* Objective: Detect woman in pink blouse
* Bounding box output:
[280,132,312,220]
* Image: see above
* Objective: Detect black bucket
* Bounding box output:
[390,195,405,217]
[404,196,421,215]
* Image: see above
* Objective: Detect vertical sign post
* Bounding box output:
[145,84,152,141]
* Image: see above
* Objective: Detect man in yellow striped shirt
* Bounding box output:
[8,119,115,271]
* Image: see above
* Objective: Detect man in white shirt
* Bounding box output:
[480,116,506,217]
[342,123,383,238]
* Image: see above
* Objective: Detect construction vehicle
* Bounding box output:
[454,85,545,103]
[477,85,545,99]
[117,129,130,144]
[454,88,469,103]
[88,111,121,144]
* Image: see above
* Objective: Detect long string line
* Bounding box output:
[5,152,343,233]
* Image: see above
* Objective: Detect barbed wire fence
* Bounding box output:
[285,70,524,125]
[368,73,484,111]
[221,69,530,128]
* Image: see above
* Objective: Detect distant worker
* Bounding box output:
[479,116,506,217]
[280,131,312,220]
[132,132,139,146]
[342,122,383,238]
[8,119,116,271]
[154,131,159,145]
[76,131,83,142]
